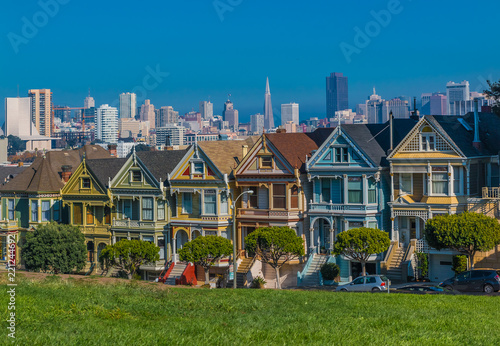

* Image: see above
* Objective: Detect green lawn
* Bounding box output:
[2,274,500,345]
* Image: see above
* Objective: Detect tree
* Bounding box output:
[6,135,26,155]
[135,144,154,152]
[245,227,304,289]
[22,222,87,274]
[484,79,500,116]
[424,212,500,269]
[178,235,233,284]
[333,227,390,277]
[99,239,160,279]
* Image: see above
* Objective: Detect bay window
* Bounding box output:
[41,200,50,222]
[157,199,165,220]
[348,177,363,204]
[142,197,153,220]
[273,184,286,209]
[400,174,412,195]
[182,193,192,214]
[204,190,216,215]
[368,178,377,204]
[432,167,448,195]
[31,200,38,222]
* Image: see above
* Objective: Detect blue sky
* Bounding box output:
[1,0,499,125]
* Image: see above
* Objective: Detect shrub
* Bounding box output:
[251,276,267,289]
[415,252,429,279]
[452,255,467,275]
[320,263,340,281]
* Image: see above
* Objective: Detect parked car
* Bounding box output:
[439,269,500,293]
[336,275,389,292]
[397,285,447,293]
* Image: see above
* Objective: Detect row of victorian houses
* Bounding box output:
[1,108,500,287]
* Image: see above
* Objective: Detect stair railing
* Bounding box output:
[297,253,315,286]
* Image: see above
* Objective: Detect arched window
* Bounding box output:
[420,126,435,151]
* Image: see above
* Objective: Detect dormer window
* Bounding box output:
[261,156,272,168]
[82,178,91,189]
[421,126,435,151]
[132,170,142,182]
[193,162,204,174]
[334,147,349,162]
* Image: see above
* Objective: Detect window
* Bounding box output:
[142,197,153,220]
[220,193,229,214]
[261,156,272,168]
[248,187,258,208]
[334,147,349,162]
[193,162,204,174]
[53,201,60,221]
[204,190,217,215]
[143,236,154,243]
[349,221,363,229]
[353,277,364,285]
[432,167,448,195]
[41,201,50,222]
[421,127,435,151]
[158,237,165,260]
[73,203,83,225]
[366,277,376,284]
[182,193,192,214]
[82,177,91,189]
[104,206,111,224]
[273,184,286,209]
[400,174,412,195]
[335,148,341,162]
[348,177,363,204]
[132,170,142,182]
[8,199,14,220]
[31,200,38,222]
[453,166,462,195]
[157,200,165,220]
[491,163,500,187]
[86,207,95,225]
[368,178,377,204]
[343,147,348,162]
[123,200,132,219]
[321,179,331,203]
[291,186,299,209]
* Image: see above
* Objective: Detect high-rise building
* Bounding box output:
[223,99,239,131]
[264,77,274,129]
[199,101,213,120]
[84,94,95,109]
[119,92,137,119]
[430,93,447,115]
[156,125,185,147]
[140,99,155,129]
[54,106,72,122]
[326,72,348,118]
[446,81,470,115]
[155,106,179,127]
[281,103,299,126]
[95,104,118,143]
[383,98,410,119]
[364,88,387,124]
[28,89,53,136]
[250,113,265,134]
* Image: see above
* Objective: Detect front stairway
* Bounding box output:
[165,263,187,285]
[236,257,255,288]
[298,254,328,287]
[385,246,406,283]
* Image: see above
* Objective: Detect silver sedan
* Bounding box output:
[336,275,390,292]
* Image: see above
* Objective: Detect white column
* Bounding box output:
[329,228,334,252]
[343,174,348,204]
[309,227,315,254]
[362,175,368,205]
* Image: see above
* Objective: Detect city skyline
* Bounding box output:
[1,1,499,125]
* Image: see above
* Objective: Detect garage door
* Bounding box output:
[429,254,455,282]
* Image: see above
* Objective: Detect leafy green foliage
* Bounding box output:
[320,262,340,281]
[452,255,467,275]
[333,227,390,276]
[251,276,267,289]
[245,226,304,289]
[424,212,500,268]
[178,235,232,283]
[415,252,429,279]
[484,79,500,116]
[22,222,87,274]
[99,239,160,279]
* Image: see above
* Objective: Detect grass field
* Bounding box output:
[2,273,500,345]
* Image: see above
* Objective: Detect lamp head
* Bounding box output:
[247,190,254,195]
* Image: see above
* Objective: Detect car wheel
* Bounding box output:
[444,285,453,291]
[340,288,348,292]
[483,284,494,294]
[372,287,380,292]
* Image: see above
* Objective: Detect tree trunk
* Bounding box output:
[128,272,133,280]
[470,252,476,269]
[204,267,210,284]
[361,261,366,276]
[275,266,281,289]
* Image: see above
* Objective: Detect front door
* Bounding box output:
[399,217,411,247]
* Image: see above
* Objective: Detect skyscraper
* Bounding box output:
[326,72,348,118]
[84,92,95,109]
[28,89,53,137]
[119,92,136,119]
[430,93,447,115]
[140,99,155,128]
[95,104,118,143]
[250,113,265,134]
[223,99,239,131]
[446,81,470,115]
[281,103,299,126]
[382,98,409,119]
[199,100,213,120]
[364,88,386,124]
[264,77,274,129]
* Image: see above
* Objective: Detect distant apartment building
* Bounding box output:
[140,99,155,129]
[430,93,447,115]
[281,103,299,126]
[283,121,298,133]
[451,97,492,116]
[95,104,118,143]
[421,93,432,109]
[54,106,72,122]
[199,101,213,120]
[156,125,186,147]
[183,112,202,132]
[119,92,137,118]
[383,98,410,119]
[28,89,53,137]
[446,81,470,115]
[326,72,348,118]
[184,133,219,145]
[119,118,150,139]
[155,106,179,127]
[223,99,238,131]
[251,113,265,134]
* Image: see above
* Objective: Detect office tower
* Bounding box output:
[28,89,52,136]
[119,92,137,118]
[223,99,239,131]
[326,72,349,118]
[421,93,432,109]
[83,107,97,124]
[429,94,447,115]
[446,81,470,115]
[155,106,179,127]
[264,77,274,129]
[383,98,410,119]
[156,125,185,146]
[364,88,387,124]
[119,118,150,139]
[199,101,213,120]
[54,106,71,122]
[95,104,118,143]
[84,94,95,109]
[281,103,299,126]
[250,113,265,134]
[140,99,155,129]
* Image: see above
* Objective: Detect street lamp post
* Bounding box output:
[231,190,253,289]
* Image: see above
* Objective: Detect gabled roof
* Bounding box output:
[199,137,258,176]
[0,166,27,186]
[265,133,319,172]
[307,128,335,146]
[86,158,127,189]
[136,149,189,182]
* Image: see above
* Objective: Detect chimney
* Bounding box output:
[164,134,173,151]
[388,111,394,155]
[473,99,482,151]
[61,165,73,183]
[108,144,117,157]
[410,97,420,121]
[242,145,248,158]
[276,128,286,134]
[18,162,23,167]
